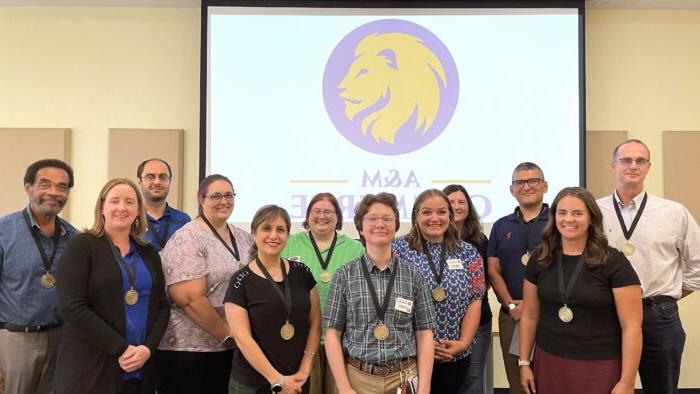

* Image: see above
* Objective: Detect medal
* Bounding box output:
[319,270,332,283]
[521,251,531,265]
[125,288,139,305]
[558,305,573,323]
[280,321,295,340]
[621,242,635,257]
[40,272,56,288]
[373,322,390,341]
[432,287,447,302]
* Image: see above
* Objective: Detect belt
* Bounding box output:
[346,356,415,376]
[642,295,676,306]
[0,322,60,333]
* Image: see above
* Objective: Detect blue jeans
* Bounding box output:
[458,321,492,394]
[638,301,685,394]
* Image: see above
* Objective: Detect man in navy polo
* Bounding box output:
[137,158,191,251]
[0,159,78,393]
[488,162,549,394]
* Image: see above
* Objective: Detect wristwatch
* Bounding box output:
[271,375,285,392]
[517,359,531,367]
[508,303,516,311]
[221,335,233,346]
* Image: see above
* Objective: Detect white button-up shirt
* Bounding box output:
[597,191,700,298]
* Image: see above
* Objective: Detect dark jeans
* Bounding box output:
[155,349,233,394]
[638,301,685,394]
[432,355,471,393]
[459,321,492,394]
[119,378,143,394]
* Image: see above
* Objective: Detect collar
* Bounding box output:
[147,203,173,222]
[24,204,66,236]
[614,189,646,208]
[511,203,549,222]
[364,253,396,273]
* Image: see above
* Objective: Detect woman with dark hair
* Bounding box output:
[442,184,491,393]
[56,178,170,393]
[155,174,253,393]
[225,205,321,393]
[281,193,364,394]
[393,189,485,393]
[519,187,642,394]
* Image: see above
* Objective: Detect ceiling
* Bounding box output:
[1,0,699,10]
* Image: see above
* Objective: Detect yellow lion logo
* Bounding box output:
[338,32,447,144]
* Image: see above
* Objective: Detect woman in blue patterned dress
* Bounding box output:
[394,189,486,393]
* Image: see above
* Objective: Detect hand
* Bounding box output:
[611,381,634,394]
[510,300,523,321]
[118,345,151,373]
[433,339,467,362]
[520,365,536,394]
[281,375,303,394]
[289,370,310,390]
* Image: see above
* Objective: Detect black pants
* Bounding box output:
[155,350,233,394]
[119,378,143,394]
[432,355,471,393]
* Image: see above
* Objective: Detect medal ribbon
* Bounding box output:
[556,251,586,307]
[107,238,137,292]
[612,192,648,241]
[256,258,292,323]
[360,255,399,324]
[22,210,60,274]
[309,231,337,272]
[421,238,447,287]
[150,216,171,250]
[201,215,240,261]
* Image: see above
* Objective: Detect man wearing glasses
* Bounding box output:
[487,162,549,394]
[137,158,191,251]
[597,139,700,394]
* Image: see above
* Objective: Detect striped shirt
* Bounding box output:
[323,253,435,364]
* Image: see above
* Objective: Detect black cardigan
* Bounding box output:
[56,233,170,394]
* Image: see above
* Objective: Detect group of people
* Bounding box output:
[0,138,697,394]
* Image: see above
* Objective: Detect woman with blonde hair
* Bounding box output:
[56,178,170,394]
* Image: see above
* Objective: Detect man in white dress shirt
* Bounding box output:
[597,139,700,394]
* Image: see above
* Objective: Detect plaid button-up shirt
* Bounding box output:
[323,253,435,364]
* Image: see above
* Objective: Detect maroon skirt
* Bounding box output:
[533,346,621,394]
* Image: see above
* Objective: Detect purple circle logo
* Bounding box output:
[323,19,459,155]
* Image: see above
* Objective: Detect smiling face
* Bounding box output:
[359,202,397,248]
[254,215,289,258]
[308,198,338,238]
[138,160,171,203]
[447,190,469,225]
[24,166,71,218]
[510,169,548,209]
[611,141,651,190]
[555,195,591,245]
[102,183,139,234]
[416,195,450,243]
[200,180,235,223]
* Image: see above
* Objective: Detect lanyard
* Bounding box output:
[107,237,137,290]
[612,193,647,241]
[360,255,398,323]
[309,231,337,271]
[149,216,171,250]
[256,257,292,322]
[422,239,447,286]
[22,209,60,273]
[201,215,240,261]
[556,252,585,307]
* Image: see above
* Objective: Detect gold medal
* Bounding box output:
[621,242,635,257]
[558,305,573,323]
[319,270,332,283]
[521,251,531,265]
[432,287,447,302]
[280,321,295,340]
[40,272,56,289]
[373,322,389,341]
[125,288,139,305]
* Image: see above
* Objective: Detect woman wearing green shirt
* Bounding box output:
[282,192,364,394]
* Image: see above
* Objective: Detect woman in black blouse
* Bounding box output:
[225,205,321,393]
[518,187,642,394]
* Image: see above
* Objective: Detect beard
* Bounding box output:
[33,196,66,216]
[142,188,168,204]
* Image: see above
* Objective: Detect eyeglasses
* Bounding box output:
[141,174,170,182]
[311,209,336,217]
[36,180,69,193]
[363,216,396,226]
[615,157,650,167]
[511,178,543,188]
[206,192,236,201]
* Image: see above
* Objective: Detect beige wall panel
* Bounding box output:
[0,128,71,218]
[663,131,700,219]
[108,128,184,209]
[585,130,627,199]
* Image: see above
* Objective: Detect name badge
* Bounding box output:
[394,297,413,314]
[447,259,464,270]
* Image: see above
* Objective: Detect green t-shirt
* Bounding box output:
[282,231,364,316]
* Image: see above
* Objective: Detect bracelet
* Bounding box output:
[304,350,317,357]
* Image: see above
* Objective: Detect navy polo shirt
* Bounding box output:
[487,204,549,301]
[144,204,191,251]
